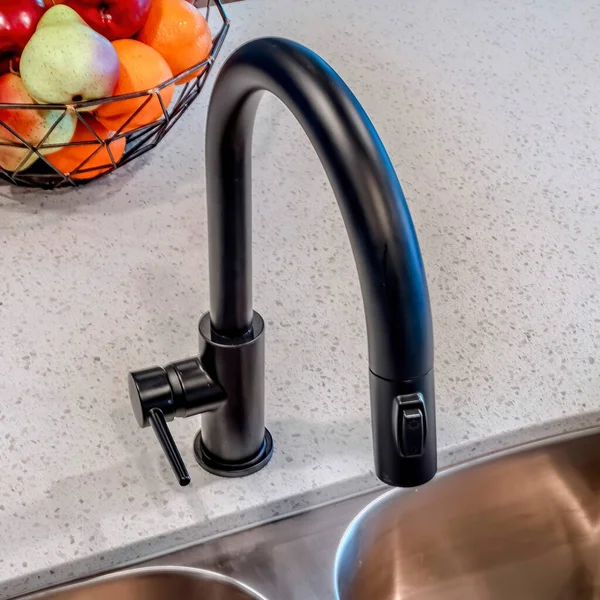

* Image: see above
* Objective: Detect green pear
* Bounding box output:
[20,5,120,108]
[36,4,87,28]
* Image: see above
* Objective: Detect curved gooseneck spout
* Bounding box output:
[204,38,436,487]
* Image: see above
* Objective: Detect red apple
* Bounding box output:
[0,0,46,70]
[61,0,151,40]
[0,57,12,75]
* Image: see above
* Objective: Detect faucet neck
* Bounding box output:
[205,37,433,382]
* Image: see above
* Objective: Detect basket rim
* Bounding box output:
[0,0,230,112]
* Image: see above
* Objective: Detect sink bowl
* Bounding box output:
[335,429,600,600]
[26,567,268,600]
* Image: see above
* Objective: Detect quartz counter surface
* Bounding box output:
[2,0,600,597]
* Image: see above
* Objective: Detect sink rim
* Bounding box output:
[333,423,600,599]
[22,565,270,600]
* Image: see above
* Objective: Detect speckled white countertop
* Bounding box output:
[2,0,600,597]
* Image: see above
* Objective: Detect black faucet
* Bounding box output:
[128,38,437,488]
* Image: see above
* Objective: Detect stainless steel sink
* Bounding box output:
[335,429,600,600]
[17,427,600,600]
[24,567,268,600]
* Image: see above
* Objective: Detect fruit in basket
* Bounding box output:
[95,39,174,133]
[0,73,76,171]
[20,5,119,106]
[0,0,47,70]
[60,0,152,41]
[137,0,212,85]
[0,58,12,75]
[46,115,125,179]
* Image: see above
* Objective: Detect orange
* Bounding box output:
[137,0,212,85]
[95,39,174,133]
[46,116,126,180]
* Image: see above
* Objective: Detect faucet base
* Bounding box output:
[194,428,274,477]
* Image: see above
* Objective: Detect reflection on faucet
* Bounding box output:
[128,37,437,488]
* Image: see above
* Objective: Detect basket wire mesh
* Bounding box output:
[0,0,229,189]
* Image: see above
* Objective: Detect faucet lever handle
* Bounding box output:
[128,360,226,486]
[148,407,191,486]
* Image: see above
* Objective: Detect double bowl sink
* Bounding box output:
[22,427,600,600]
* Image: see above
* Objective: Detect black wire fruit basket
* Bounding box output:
[0,0,229,190]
